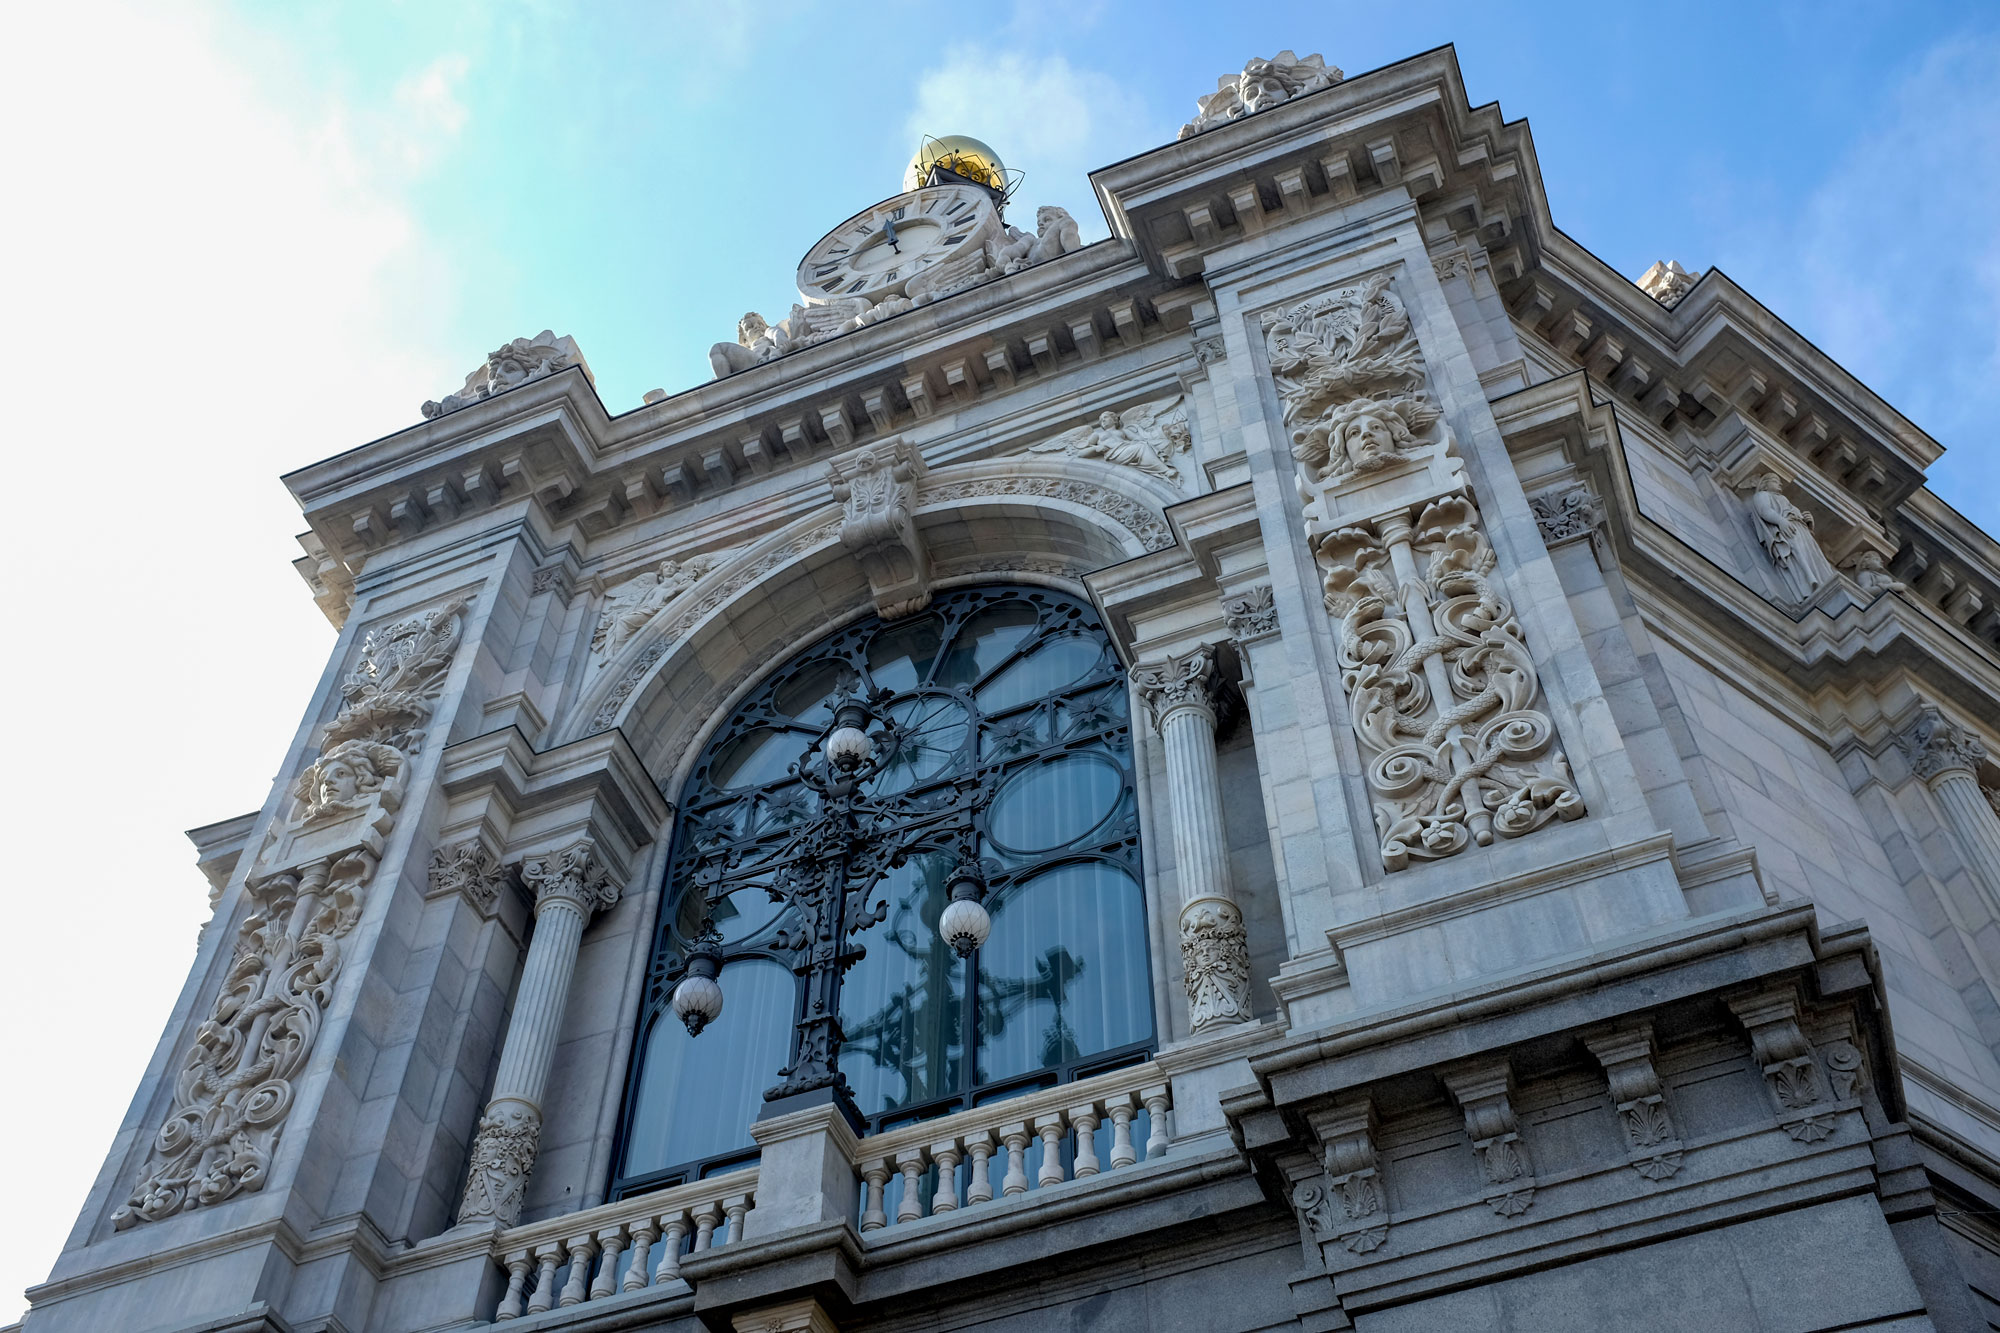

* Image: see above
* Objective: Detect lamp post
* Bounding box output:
[667,684,988,1122]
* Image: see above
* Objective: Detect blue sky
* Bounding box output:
[1,0,1996,1317]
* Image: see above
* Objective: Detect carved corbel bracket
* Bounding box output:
[1728,988,1837,1143]
[1583,1023,1683,1181]
[1442,1062,1536,1217]
[1295,1100,1389,1254]
[828,441,931,619]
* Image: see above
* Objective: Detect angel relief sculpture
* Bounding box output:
[592,554,721,658]
[1029,395,1192,484]
[1263,274,1445,490]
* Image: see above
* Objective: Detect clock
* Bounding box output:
[794,182,1002,305]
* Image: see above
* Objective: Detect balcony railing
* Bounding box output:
[855,1064,1172,1233]
[493,1168,756,1320]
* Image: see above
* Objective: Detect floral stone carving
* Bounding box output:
[458,1100,542,1226]
[116,598,471,1228]
[1263,275,1447,495]
[1179,897,1252,1033]
[1898,705,1988,784]
[422,331,587,419]
[1528,481,1603,547]
[427,839,511,916]
[1316,495,1584,870]
[592,554,721,659]
[1028,394,1191,484]
[1637,260,1699,309]
[1223,585,1279,641]
[1180,51,1342,139]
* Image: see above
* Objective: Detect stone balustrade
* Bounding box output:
[854,1065,1172,1234]
[492,1168,756,1320]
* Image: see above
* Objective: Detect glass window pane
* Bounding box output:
[975,634,1105,713]
[987,755,1124,855]
[868,695,970,795]
[865,616,945,693]
[840,852,966,1117]
[934,602,1039,690]
[620,959,794,1178]
[772,660,852,727]
[977,863,1151,1084]
[708,727,804,789]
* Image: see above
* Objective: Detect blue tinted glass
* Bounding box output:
[987,755,1123,855]
[866,616,945,693]
[934,603,1039,689]
[840,852,966,1116]
[978,863,1150,1083]
[621,960,793,1178]
[975,634,1104,713]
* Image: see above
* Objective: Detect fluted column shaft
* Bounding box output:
[1902,707,2000,917]
[1136,645,1253,1034]
[458,840,619,1226]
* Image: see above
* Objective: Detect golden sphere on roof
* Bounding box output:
[903,135,1007,193]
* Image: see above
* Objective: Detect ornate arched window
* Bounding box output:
[612,585,1152,1196]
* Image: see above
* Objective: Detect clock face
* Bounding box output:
[795,183,1000,304]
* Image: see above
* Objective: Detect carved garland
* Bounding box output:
[115,598,471,1228]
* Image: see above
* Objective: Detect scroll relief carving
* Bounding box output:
[1318,497,1584,870]
[1585,1027,1683,1181]
[1444,1065,1536,1218]
[1180,51,1342,139]
[116,598,470,1228]
[1294,1103,1389,1254]
[1729,990,1837,1144]
[1028,394,1191,485]
[1223,585,1279,641]
[592,554,722,660]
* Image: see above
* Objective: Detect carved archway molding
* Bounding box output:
[565,458,1175,791]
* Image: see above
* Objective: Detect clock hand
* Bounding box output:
[883,217,901,253]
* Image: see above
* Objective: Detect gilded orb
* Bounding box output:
[903,135,1009,194]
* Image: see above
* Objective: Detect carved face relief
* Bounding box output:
[1342,411,1398,471]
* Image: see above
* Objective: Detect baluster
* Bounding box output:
[999,1122,1031,1196]
[860,1160,892,1231]
[930,1139,962,1213]
[496,1252,533,1321]
[1035,1113,1068,1189]
[1107,1094,1138,1169]
[691,1200,721,1253]
[653,1212,690,1285]
[964,1131,995,1205]
[558,1233,597,1307]
[589,1226,626,1301]
[1143,1083,1172,1158]
[723,1193,751,1245]
[525,1245,562,1316]
[1069,1103,1102,1178]
[896,1148,927,1224]
[623,1217,657,1292]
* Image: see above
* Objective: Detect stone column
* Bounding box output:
[459,838,620,1226]
[1134,644,1253,1033]
[1900,707,2000,915]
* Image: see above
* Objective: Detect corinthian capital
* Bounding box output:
[1132,644,1222,729]
[1899,706,1988,784]
[521,838,619,919]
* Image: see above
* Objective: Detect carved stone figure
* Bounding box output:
[1637,259,1699,309]
[1029,395,1191,483]
[1316,497,1583,869]
[116,599,471,1228]
[995,205,1081,273]
[709,312,788,378]
[1748,473,1837,603]
[1263,275,1441,486]
[292,738,404,823]
[592,554,721,658]
[1180,51,1342,139]
[423,331,585,419]
[1844,549,1906,595]
[829,443,931,618]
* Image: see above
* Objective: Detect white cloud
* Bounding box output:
[0,1,471,1318]
[904,46,1159,241]
[1723,33,2000,531]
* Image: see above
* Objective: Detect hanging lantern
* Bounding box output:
[822,696,875,771]
[937,861,991,959]
[671,935,724,1037]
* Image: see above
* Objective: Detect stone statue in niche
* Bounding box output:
[1180,51,1342,139]
[1263,274,1443,488]
[592,554,721,658]
[1029,394,1191,483]
[1747,474,1836,603]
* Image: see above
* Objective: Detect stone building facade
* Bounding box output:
[21,43,2000,1333]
